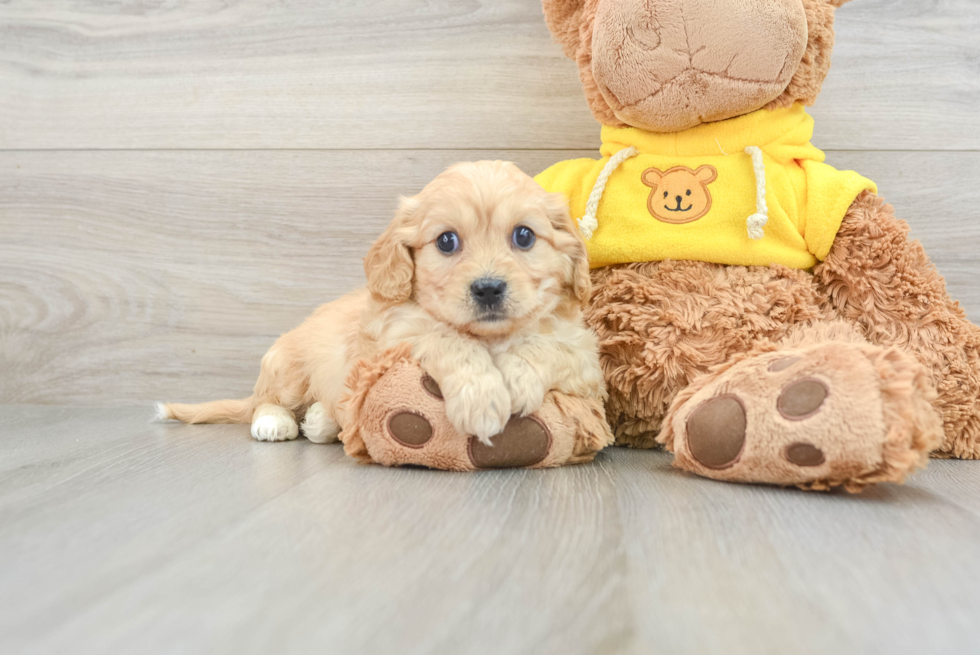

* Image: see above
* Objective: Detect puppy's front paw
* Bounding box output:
[251,413,299,442]
[443,372,512,445]
[498,355,546,417]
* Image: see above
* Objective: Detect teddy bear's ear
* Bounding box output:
[767,0,843,110]
[542,0,587,59]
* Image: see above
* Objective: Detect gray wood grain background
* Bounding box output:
[2,0,979,405]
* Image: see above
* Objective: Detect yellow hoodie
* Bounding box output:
[535,104,876,270]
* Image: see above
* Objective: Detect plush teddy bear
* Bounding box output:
[535,0,980,490]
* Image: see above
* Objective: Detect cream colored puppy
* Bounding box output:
[160,161,605,445]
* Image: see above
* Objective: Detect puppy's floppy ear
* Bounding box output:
[364,196,420,303]
[544,191,592,305]
[827,0,853,6]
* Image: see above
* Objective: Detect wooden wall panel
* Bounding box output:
[3,149,978,404]
[0,0,977,150]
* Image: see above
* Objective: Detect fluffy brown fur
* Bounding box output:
[588,259,834,446]
[587,194,980,461]
[816,192,980,459]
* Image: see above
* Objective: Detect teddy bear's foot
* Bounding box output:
[660,341,943,492]
[340,348,613,471]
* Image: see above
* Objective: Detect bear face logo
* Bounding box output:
[641,165,718,225]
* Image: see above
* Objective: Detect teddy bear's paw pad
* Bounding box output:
[421,375,443,399]
[387,411,434,448]
[686,395,746,469]
[777,379,828,420]
[768,356,801,373]
[468,416,552,469]
[784,442,826,467]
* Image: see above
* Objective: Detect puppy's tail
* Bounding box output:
[155,398,254,425]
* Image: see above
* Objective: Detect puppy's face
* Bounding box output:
[364,161,590,339]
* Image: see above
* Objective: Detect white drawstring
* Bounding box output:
[745,146,768,240]
[578,146,638,240]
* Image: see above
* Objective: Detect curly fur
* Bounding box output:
[587,260,833,446]
[589,189,980,461]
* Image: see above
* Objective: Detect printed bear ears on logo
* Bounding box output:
[642,165,718,188]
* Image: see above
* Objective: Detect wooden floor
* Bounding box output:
[2,406,979,655]
[3,1,980,652]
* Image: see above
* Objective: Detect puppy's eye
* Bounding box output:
[436,231,460,255]
[686,190,692,196]
[663,191,669,198]
[512,225,536,250]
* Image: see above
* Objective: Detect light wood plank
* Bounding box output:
[1,406,978,654]
[2,149,979,406]
[0,0,977,151]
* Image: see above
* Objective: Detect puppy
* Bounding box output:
[159,161,605,445]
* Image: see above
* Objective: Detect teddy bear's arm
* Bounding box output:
[800,159,877,261]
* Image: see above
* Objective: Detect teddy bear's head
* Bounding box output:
[543,0,852,133]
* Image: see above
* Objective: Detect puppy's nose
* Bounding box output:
[470,278,507,309]
[676,195,684,204]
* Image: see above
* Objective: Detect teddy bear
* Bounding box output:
[534,0,980,490]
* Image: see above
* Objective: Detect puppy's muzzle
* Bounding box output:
[470,277,507,312]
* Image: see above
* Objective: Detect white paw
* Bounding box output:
[251,413,299,442]
[443,372,512,445]
[499,356,546,417]
[301,402,340,444]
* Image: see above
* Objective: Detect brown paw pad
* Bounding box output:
[685,395,747,470]
[777,379,828,420]
[420,374,443,399]
[387,411,433,448]
[468,416,551,469]
[768,356,801,373]
[784,442,826,467]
